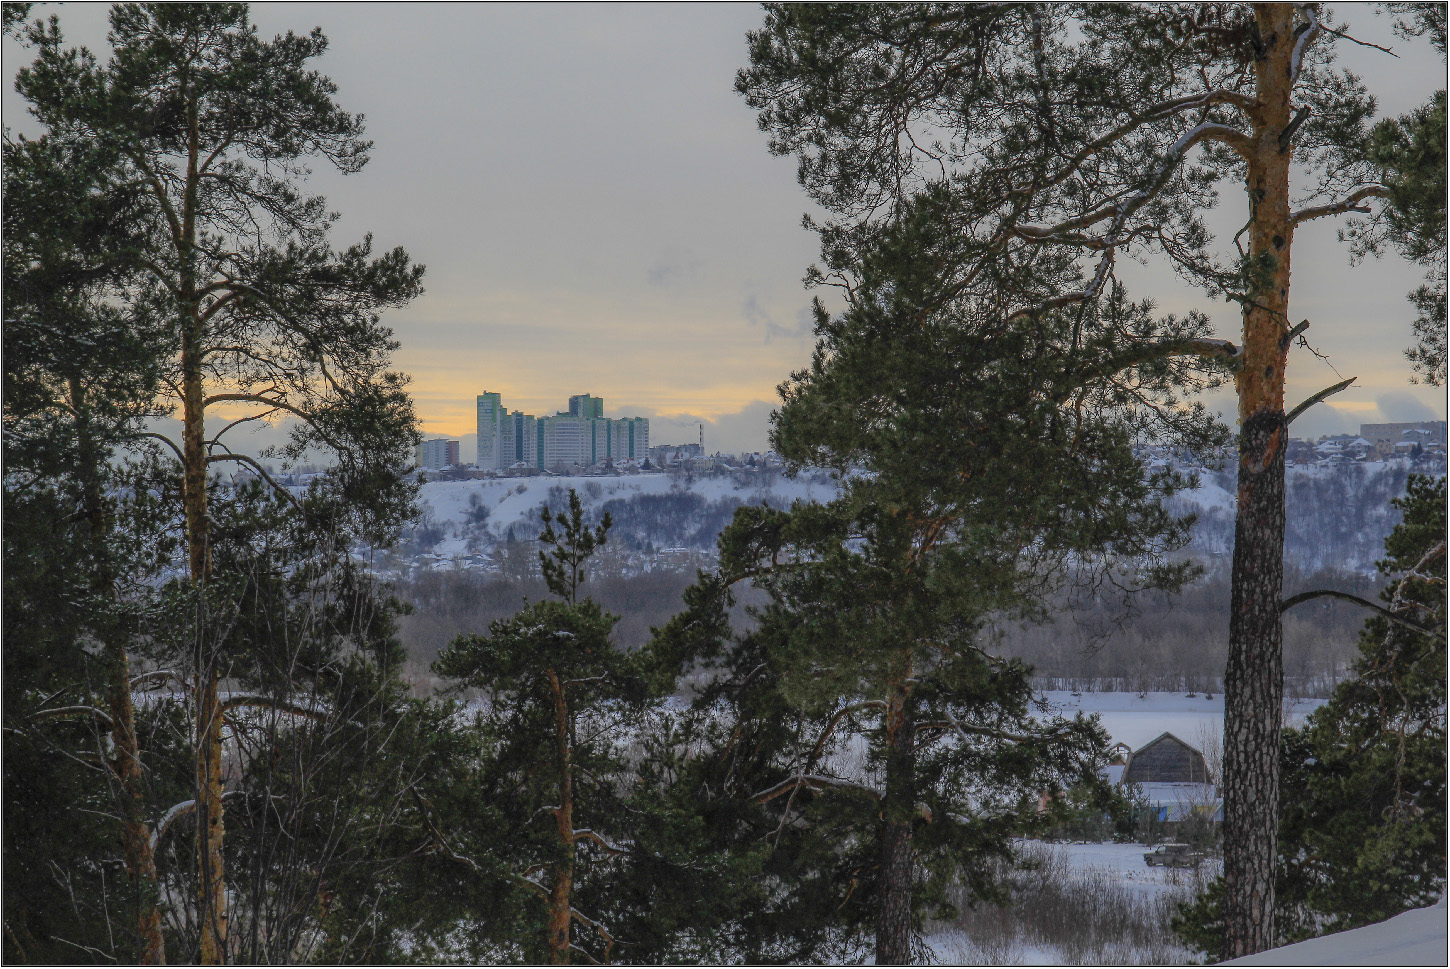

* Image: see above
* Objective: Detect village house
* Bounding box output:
[1118,731,1221,824]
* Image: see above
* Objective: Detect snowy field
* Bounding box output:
[1040,690,1325,751]
[922,838,1216,965]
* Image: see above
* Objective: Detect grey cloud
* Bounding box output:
[632,400,778,455]
[646,250,701,286]
[1290,403,1358,439]
[742,295,812,344]
[1375,391,1440,423]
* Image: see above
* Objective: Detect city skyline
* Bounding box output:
[5,5,1445,457]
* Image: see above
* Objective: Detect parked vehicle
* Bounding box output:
[1143,843,1204,868]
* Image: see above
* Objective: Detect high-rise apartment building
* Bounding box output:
[476,392,509,469]
[476,392,649,470]
[568,394,605,419]
[416,438,460,469]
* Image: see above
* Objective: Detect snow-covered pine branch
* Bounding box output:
[752,774,883,804]
[572,829,627,856]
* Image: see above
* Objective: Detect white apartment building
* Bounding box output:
[477,392,648,470]
[416,438,460,469]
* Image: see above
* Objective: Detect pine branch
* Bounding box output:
[572,829,627,856]
[1284,377,1356,425]
[1280,589,1447,640]
[149,799,196,853]
[220,693,361,729]
[752,774,883,804]
[30,705,113,729]
[808,700,887,769]
[1290,184,1390,226]
[131,669,187,691]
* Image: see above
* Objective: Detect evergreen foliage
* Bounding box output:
[1354,84,1448,385]
[735,4,1438,954]
[1175,475,1446,959]
[5,3,425,960]
[1272,478,1446,938]
[433,491,660,963]
[649,170,1225,961]
[3,51,178,960]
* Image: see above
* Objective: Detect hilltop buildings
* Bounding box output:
[477,392,649,471]
[416,438,460,469]
[1358,420,1447,458]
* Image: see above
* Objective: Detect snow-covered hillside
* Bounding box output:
[391,459,1436,576]
[1173,459,1433,571]
[391,471,837,573]
[1224,898,1447,966]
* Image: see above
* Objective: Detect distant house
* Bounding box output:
[1121,731,1211,785]
[1120,731,1220,824]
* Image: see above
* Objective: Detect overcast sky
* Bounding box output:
[6,3,1446,459]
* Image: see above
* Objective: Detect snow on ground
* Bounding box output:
[1045,839,1220,901]
[922,839,1213,965]
[1225,898,1448,966]
[1040,690,1324,751]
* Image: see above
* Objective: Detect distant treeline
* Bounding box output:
[997,565,1382,695]
[395,562,1379,697]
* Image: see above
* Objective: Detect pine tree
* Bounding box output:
[1277,475,1446,938]
[735,4,1437,952]
[1350,4,1446,385]
[3,97,174,962]
[655,199,1221,960]
[433,492,653,964]
[13,5,423,959]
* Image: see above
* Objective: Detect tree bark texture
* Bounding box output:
[183,312,226,963]
[874,682,916,966]
[73,378,166,964]
[195,669,227,964]
[1223,4,1295,957]
[547,670,576,965]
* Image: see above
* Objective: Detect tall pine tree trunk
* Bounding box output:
[874,679,916,965]
[182,316,226,964]
[73,377,166,963]
[546,670,576,965]
[1223,4,1294,956]
[176,85,229,962]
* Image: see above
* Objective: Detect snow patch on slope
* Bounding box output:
[1224,898,1447,966]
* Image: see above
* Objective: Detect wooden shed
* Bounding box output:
[1120,732,1211,785]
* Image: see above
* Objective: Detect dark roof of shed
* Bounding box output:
[1121,731,1210,785]
[1133,731,1199,755]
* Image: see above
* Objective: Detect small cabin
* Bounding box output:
[1121,731,1211,785]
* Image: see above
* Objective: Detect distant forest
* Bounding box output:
[395,561,1380,696]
